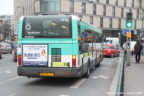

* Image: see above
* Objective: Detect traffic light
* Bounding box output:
[126,12,133,28]
[15,35,18,41]
[131,31,134,40]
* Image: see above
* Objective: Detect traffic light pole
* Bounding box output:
[126,30,131,66]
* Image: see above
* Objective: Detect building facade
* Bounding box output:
[0,15,14,41]
[14,0,143,38]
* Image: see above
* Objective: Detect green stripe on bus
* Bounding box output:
[84,53,89,57]
[52,62,69,67]
[89,52,92,56]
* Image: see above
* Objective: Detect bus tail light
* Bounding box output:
[72,55,76,67]
[18,55,22,66]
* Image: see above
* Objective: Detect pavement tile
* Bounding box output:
[124,56,144,96]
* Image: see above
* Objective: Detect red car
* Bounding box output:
[103,44,120,57]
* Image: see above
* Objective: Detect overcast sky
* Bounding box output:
[0,0,14,15]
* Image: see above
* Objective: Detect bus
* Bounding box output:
[17,15,103,78]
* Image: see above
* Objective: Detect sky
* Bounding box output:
[0,0,14,15]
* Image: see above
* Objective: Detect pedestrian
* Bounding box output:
[134,40,143,63]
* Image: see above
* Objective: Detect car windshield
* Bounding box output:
[103,46,110,49]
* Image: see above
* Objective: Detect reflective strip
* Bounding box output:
[84,53,89,58]
[52,62,69,67]
[89,52,92,56]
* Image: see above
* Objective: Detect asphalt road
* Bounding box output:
[0,54,119,96]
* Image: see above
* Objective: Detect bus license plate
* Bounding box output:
[40,72,54,76]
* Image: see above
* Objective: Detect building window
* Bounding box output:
[113,7,115,17]
[118,19,121,29]
[40,0,60,12]
[134,20,136,29]
[103,5,106,16]
[121,8,124,17]
[90,16,93,24]
[93,4,96,15]
[110,18,112,28]
[115,0,118,6]
[100,17,103,28]
[82,2,86,14]
[70,1,74,13]
[132,0,134,8]
[137,10,139,18]
[124,0,126,7]
[106,0,109,4]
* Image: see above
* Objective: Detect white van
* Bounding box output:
[105,37,120,49]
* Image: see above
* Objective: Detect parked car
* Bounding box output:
[0,42,12,54]
[103,44,119,57]
[0,44,2,59]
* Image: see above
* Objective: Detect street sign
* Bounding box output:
[122,28,130,36]
[127,32,132,38]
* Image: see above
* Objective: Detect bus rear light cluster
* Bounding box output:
[72,55,76,67]
[18,55,22,66]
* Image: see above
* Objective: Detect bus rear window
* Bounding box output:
[22,16,72,38]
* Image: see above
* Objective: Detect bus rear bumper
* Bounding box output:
[17,67,82,78]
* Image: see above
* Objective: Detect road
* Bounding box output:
[0,54,119,96]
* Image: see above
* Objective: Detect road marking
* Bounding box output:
[8,93,16,96]
[4,69,12,74]
[70,78,87,89]
[0,77,20,85]
[91,76,98,79]
[99,67,112,70]
[59,95,69,96]
[92,75,109,80]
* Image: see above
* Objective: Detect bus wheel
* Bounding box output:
[96,62,100,67]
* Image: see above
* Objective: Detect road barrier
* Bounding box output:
[108,52,125,96]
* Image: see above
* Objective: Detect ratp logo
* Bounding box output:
[25,23,31,31]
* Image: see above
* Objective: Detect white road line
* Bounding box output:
[70,78,87,89]
[8,93,17,96]
[59,95,69,96]
[0,77,20,85]
[91,75,109,80]
[4,69,12,74]
[91,76,98,79]
[99,67,112,70]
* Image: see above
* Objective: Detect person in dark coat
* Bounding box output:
[134,40,143,63]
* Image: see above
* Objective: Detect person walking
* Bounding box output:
[134,40,143,63]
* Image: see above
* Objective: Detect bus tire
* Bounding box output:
[83,62,90,78]
[96,62,100,67]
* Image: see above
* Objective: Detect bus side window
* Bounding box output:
[93,33,99,43]
[79,28,90,54]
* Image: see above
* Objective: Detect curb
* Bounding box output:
[107,56,124,96]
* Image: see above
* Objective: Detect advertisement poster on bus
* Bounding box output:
[23,45,48,66]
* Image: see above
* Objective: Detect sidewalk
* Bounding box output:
[124,56,144,96]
